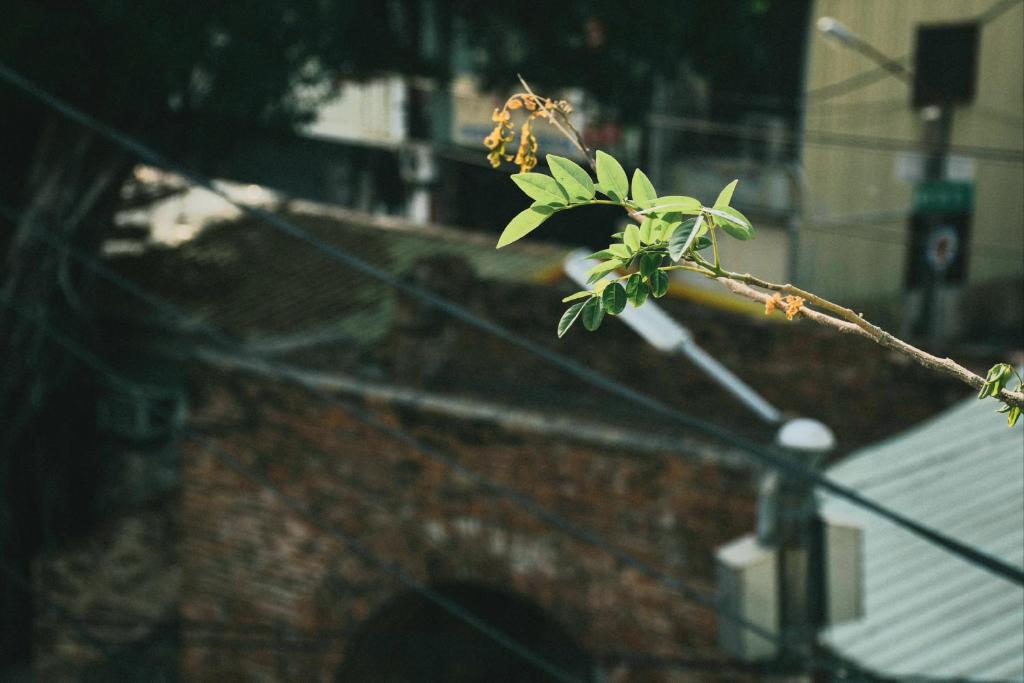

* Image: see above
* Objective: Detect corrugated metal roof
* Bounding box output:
[820,395,1024,681]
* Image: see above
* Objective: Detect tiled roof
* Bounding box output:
[820,396,1024,681]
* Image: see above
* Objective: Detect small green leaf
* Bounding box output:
[558,301,587,337]
[714,179,739,209]
[496,205,555,248]
[1009,405,1022,428]
[640,253,662,278]
[625,273,649,307]
[610,231,624,239]
[547,154,595,201]
[596,150,629,203]
[581,296,605,331]
[657,217,684,242]
[585,249,615,260]
[631,169,657,208]
[646,195,701,215]
[707,206,755,240]
[668,214,704,261]
[562,290,594,303]
[651,270,670,298]
[639,217,655,245]
[602,283,627,314]
[608,243,631,259]
[694,235,713,251]
[511,173,569,206]
[623,224,641,252]
[587,259,622,278]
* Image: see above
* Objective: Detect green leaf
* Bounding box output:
[714,179,739,209]
[595,150,629,202]
[547,154,595,201]
[587,259,622,278]
[651,270,670,298]
[561,290,594,303]
[581,296,605,331]
[639,217,655,245]
[511,173,568,206]
[631,169,657,208]
[496,205,555,248]
[656,217,684,242]
[694,235,713,251]
[646,195,701,215]
[602,282,627,314]
[1009,405,1022,428]
[610,231,624,239]
[623,224,641,252]
[640,253,662,278]
[585,249,615,260]
[668,214,704,261]
[608,243,631,259]
[557,301,586,338]
[707,206,755,240]
[625,273,649,307]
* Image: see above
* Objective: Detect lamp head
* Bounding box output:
[816,16,856,46]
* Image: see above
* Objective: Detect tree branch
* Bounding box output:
[716,277,1024,410]
[517,80,1024,412]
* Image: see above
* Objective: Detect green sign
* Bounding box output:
[914,181,974,213]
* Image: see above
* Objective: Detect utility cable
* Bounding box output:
[16,227,827,668]
[2,63,1021,588]
[11,219,997,681]
[0,295,582,683]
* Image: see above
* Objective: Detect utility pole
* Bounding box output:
[817,17,978,343]
[759,419,834,678]
[915,101,954,341]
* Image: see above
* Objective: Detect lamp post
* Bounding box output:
[816,16,959,342]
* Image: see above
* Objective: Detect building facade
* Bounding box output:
[800,0,1023,333]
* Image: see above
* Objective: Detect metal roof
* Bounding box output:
[820,395,1024,682]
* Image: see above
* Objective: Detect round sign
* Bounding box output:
[925,224,959,272]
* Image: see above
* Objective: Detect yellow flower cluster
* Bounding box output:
[483,93,573,173]
[765,293,805,320]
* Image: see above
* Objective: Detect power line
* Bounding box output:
[0,294,583,683]
[7,204,1009,682]
[712,0,1024,113]
[0,298,854,680]
[20,224,830,669]
[2,63,1020,589]
[190,434,582,683]
[646,113,1024,165]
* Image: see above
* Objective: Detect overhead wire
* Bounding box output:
[2,61,1020,588]
[0,294,583,683]
[17,220,842,672]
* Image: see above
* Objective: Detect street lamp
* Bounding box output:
[816,16,914,84]
[816,15,960,342]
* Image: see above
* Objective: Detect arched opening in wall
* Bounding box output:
[336,581,594,683]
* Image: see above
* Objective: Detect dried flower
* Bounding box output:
[765,293,804,320]
[784,295,805,320]
[483,90,577,172]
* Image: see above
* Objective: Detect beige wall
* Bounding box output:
[802,0,1023,304]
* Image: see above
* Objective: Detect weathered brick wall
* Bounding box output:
[180,374,759,682]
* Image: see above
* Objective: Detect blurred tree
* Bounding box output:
[0,0,808,671]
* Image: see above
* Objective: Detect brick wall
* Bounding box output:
[180,373,760,682]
